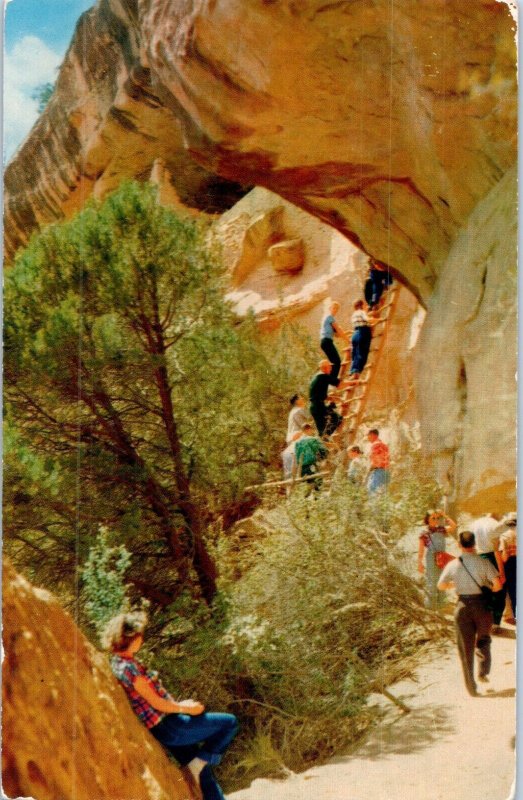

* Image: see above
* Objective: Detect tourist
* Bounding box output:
[438,530,502,696]
[309,359,353,437]
[323,400,343,437]
[295,422,329,486]
[104,612,238,800]
[469,513,506,631]
[498,513,517,623]
[281,431,303,481]
[347,445,365,485]
[364,261,392,309]
[350,300,379,379]
[418,508,457,610]
[286,394,308,444]
[366,429,390,493]
[319,301,349,382]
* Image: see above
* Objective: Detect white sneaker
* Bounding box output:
[187,757,207,782]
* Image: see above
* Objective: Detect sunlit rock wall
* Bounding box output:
[3,0,516,509]
[215,186,421,422]
[2,560,198,800]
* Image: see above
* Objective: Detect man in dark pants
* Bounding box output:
[309,360,353,437]
[438,531,502,696]
[319,301,349,382]
[470,513,506,630]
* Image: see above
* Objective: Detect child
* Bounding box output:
[103,612,238,800]
[347,445,365,484]
[320,301,349,382]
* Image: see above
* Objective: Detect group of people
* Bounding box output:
[320,262,393,385]
[283,391,390,493]
[311,267,393,435]
[281,270,394,490]
[418,509,517,696]
[104,264,513,797]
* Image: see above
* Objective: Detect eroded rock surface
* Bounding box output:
[4,0,517,508]
[4,0,247,262]
[141,0,516,302]
[2,560,197,800]
[416,166,517,512]
[217,186,420,421]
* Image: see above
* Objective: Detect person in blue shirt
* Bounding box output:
[320,301,349,382]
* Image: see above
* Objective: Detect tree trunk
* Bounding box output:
[154,361,217,603]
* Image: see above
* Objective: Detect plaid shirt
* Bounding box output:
[111,655,175,729]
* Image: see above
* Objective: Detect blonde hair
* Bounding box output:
[101,610,148,652]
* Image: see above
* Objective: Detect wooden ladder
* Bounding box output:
[335,284,400,444]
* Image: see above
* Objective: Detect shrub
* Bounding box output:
[143,470,448,789]
[82,527,132,636]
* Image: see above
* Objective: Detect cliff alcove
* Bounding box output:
[4,0,517,507]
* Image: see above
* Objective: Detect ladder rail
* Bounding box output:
[335,285,400,445]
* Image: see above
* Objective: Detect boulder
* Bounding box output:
[2,560,198,800]
[269,239,305,274]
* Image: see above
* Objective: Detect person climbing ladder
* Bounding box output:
[319,301,349,382]
[349,300,380,379]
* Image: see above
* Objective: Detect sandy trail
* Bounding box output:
[230,629,516,800]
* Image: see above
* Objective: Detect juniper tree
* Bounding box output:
[4,181,313,604]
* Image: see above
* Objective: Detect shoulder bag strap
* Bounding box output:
[458,556,484,590]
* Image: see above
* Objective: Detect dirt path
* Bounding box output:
[231,627,516,800]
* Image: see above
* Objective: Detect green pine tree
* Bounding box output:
[4,181,314,605]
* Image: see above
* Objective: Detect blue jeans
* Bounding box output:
[151,712,238,800]
[367,468,390,493]
[350,326,372,374]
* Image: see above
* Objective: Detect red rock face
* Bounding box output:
[2,560,197,800]
[3,0,517,508]
[3,1,247,263]
[139,0,517,303]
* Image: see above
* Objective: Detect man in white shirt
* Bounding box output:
[286,394,308,444]
[438,530,501,696]
[469,513,506,628]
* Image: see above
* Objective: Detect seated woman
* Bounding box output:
[103,612,238,800]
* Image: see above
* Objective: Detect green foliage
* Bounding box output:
[4,180,314,603]
[31,82,54,113]
[82,528,132,635]
[141,469,446,789]
[4,177,447,790]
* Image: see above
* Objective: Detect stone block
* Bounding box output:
[269,238,305,274]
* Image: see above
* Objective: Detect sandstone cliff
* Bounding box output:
[4,0,517,509]
[4,0,247,262]
[2,560,198,800]
[216,186,421,422]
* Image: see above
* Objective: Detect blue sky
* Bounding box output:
[4,0,94,161]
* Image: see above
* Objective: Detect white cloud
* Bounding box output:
[4,35,63,162]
